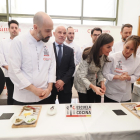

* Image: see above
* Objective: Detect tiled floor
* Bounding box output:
[55,98,79,104]
[0,99,7,105]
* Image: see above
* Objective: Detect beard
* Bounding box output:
[37,31,50,43]
[122,37,126,41]
[41,36,50,42]
[122,36,128,42]
[67,36,73,42]
[11,32,18,37]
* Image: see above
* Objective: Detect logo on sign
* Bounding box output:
[0,26,21,32]
[65,104,92,117]
[87,29,110,33]
[74,29,78,32]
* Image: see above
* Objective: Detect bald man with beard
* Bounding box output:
[8,12,56,105]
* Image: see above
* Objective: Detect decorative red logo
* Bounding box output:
[74,29,78,32]
[87,29,91,33]
[87,29,110,33]
[0,26,21,32]
[103,30,110,33]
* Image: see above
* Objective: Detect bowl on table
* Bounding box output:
[13,116,25,125]
[47,106,57,116]
[24,115,37,124]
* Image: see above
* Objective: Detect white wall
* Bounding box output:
[118,0,140,35]
[0,22,121,46]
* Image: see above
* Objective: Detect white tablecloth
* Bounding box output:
[0,105,87,140]
[81,103,140,140]
[0,103,140,140]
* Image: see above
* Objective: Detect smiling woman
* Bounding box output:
[74,33,114,103]
[103,35,140,103]
[122,36,140,58]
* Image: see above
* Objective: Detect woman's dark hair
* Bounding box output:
[124,35,140,57]
[82,33,114,68]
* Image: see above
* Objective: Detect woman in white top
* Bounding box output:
[103,35,140,103]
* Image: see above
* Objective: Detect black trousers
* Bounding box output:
[78,89,101,103]
[51,86,72,104]
[13,95,52,105]
[5,77,14,105]
[104,95,131,103]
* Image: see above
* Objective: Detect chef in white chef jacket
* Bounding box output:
[103,35,140,103]
[111,24,133,54]
[64,26,81,66]
[81,27,102,52]
[0,20,19,105]
[64,26,81,89]
[8,12,56,105]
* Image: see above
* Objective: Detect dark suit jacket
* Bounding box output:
[53,42,75,93]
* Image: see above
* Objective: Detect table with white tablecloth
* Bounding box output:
[0,103,140,140]
[81,103,140,140]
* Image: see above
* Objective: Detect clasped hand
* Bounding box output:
[119,72,130,81]
[55,80,65,92]
[33,87,51,99]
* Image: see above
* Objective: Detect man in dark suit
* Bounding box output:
[51,25,75,104]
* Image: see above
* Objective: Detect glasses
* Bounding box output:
[93,34,101,37]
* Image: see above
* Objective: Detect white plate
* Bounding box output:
[25,115,37,124]
[21,110,33,117]
[13,116,25,125]
[47,106,57,116]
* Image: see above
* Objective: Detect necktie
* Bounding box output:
[58,45,62,66]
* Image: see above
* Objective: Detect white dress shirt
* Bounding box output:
[103,52,140,102]
[0,38,12,77]
[64,41,82,66]
[8,32,56,102]
[54,42,63,55]
[111,40,124,54]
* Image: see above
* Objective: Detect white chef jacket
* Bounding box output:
[0,38,12,77]
[81,41,93,52]
[8,32,56,102]
[103,52,140,102]
[64,41,82,66]
[111,40,124,54]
